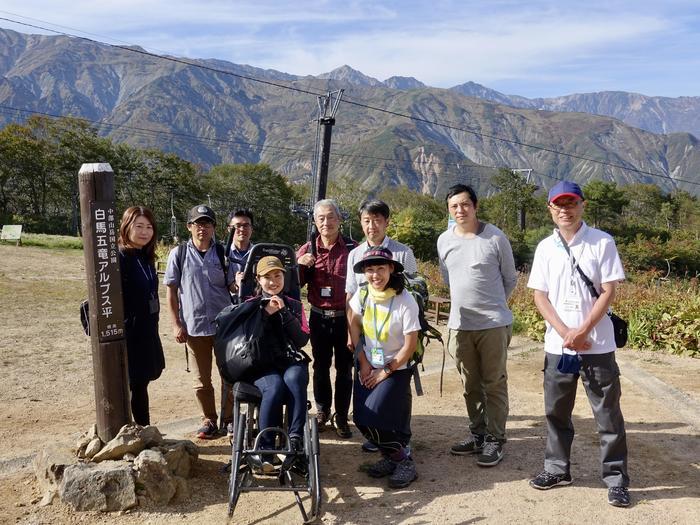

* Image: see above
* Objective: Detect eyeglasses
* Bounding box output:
[448,200,473,211]
[228,223,252,230]
[549,201,582,211]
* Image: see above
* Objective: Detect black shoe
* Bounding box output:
[450,434,485,455]
[335,419,352,439]
[316,411,329,432]
[476,437,504,467]
[608,487,631,507]
[529,470,573,490]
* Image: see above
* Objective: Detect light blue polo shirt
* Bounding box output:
[163,240,234,337]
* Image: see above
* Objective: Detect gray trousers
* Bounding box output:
[543,352,629,488]
[448,325,511,443]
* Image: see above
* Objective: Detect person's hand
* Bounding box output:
[563,328,592,351]
[359,360,373,386]
[235,271,244,288]
[298,253,315,267]
[346,334,355,353]
[174,322,187,344]
[264,295,285,315]
[363,368,389,389]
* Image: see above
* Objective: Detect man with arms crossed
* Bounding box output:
[438,184,517,467]
[527,180,630,507]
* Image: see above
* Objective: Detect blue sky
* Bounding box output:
[1,1,699,98]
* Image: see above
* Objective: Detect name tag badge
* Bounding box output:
[320,286,332,298]
[563,298,581,312]
[149,297,160,314]
[370,346,385,367]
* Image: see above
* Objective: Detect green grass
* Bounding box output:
[15,233,83,249]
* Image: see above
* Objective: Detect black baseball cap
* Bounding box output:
[187,205,216,224]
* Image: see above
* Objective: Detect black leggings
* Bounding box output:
[130,380,151,426]
[356,424,411,456]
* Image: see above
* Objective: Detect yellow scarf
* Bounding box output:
[363,286,396,343]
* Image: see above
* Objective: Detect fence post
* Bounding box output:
[78,162,130,442]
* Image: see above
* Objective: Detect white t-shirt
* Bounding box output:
[348,288,421,369]
[528,222,625,355]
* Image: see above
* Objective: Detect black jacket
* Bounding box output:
[119,248,165,383]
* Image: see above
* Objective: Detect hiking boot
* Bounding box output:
[196,419,218,439]
[450,434,485,455]
[608,487,631,507]
[362,440,379,453]
[476,437,504,467]
[316,411,329,432]
[529,470,573,490]
[388,458,418,489]
[335,419,353,439]
[367,457,397,478]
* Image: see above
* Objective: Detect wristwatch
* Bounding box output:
[383,364,392,375]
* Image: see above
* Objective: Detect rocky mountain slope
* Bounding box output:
[1,28,698,196]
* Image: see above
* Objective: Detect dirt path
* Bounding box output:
[1,245,699,524]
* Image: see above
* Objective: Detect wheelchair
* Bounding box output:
[217,243,322,522]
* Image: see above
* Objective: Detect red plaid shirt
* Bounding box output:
[297,235,355,310]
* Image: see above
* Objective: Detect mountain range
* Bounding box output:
[1,27,699,197]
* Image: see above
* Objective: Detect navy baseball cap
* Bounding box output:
[548,181,584,203]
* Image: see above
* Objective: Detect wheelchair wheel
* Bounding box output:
[304,414,322,523]
[227,413,249,517]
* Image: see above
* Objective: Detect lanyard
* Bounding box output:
[136,258,155,290]
[371,297,394,345]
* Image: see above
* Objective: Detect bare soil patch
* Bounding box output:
[1,245,699,524]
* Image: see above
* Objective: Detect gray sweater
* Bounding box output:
[437,223,518,331]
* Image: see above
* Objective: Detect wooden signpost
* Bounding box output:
[78,163,130,442]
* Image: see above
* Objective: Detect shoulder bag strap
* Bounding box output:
[556,230,600,300]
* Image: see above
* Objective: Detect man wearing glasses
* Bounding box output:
[164,205,236,439]
[226,209,255,292]
[527,181,630,507]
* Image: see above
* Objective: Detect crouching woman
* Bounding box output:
[349,247,420,488]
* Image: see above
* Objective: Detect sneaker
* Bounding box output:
[367,457,397,478]
[196,419,218,439]
[476,437,504,467]
[450,434,485,455]
[608,487,631,507]
[388,458,418,489]
[335,419,353,439]
[289,435,304,452]
[226,422,234,439]
[316,411,329,432]
[362,440,379,453]
[529,470,573,490]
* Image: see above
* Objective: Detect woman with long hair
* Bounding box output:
[349,247,421,488]
[118,206,165,426]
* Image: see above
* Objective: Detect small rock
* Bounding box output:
[33,444,78,507]
[92,424,146,462]
[84,437,102,459]
[123,453,136,461]
[134,450,176,506]
[140,426,163,447]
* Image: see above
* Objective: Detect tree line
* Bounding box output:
[2,116,699,276]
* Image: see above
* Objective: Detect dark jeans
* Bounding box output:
[309,311,353,421]
[253,363,309,448]
[357,424,411,457]
[543,352,629,488]
[130,380,150,426]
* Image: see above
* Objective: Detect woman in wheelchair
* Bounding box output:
[243,255,310,468]
[348,247,421,489]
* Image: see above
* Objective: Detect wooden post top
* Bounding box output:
[78,163,114,175]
